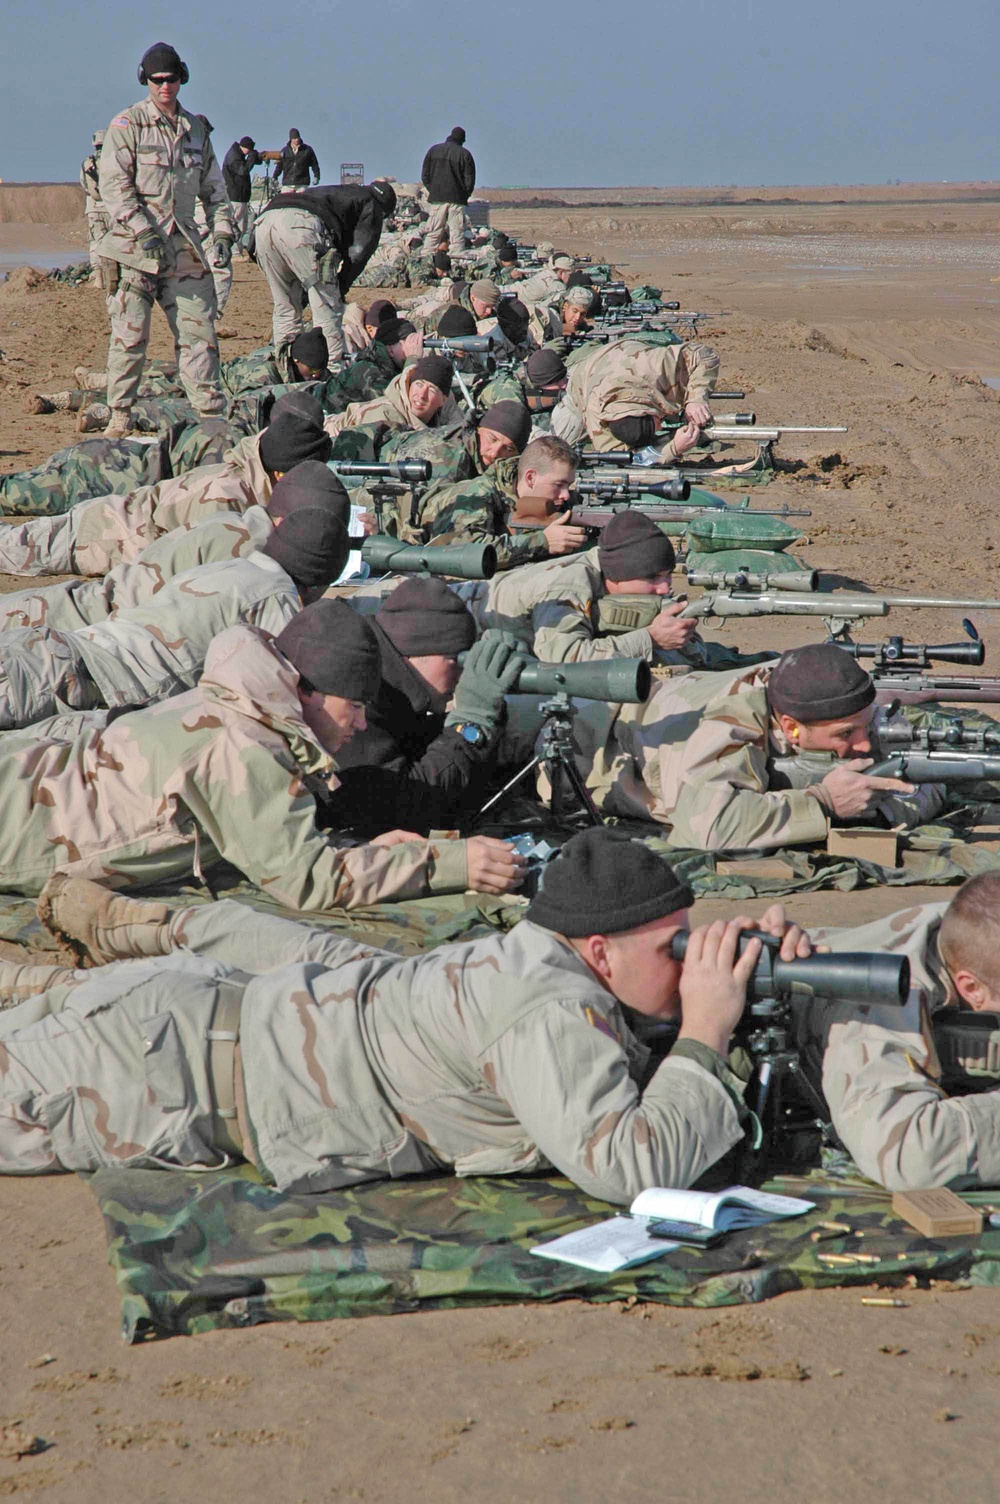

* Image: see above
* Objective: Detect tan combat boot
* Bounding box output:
[103,407,133,438]
[74,366,109,390]
[26,390,82,415]
[22,394,55,415]
[77,403,111,433]
[37,875,174,967]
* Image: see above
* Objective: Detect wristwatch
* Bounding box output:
[453,721,488,748]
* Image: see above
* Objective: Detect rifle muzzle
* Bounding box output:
[669,930,909,1005]
[361,537,497,580]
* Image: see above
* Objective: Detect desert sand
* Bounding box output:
[0,185,999,1503]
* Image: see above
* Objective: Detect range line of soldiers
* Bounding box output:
[1,39,999,1212]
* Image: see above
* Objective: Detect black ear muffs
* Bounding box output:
[138,51,189,85]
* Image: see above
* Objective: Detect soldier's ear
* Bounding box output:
[952,968,998,1012]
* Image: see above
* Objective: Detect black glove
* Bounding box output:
[606,414,657,450]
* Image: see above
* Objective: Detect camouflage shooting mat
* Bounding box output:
[88,1164,1000,1343]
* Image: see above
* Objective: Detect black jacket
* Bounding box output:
[421,135,476,205]
[277,141,321,187]
[320,621,496,835]
[261,184,387,294]
[222,141,263,202]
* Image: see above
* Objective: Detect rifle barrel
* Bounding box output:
[880,595,1000,611]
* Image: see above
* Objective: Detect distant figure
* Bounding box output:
[421,127,476,252]
[276,129,321,191]
[222,135,264,243]
[79,130,108,285]
[96,41,233,437]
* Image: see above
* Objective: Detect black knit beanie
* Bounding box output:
[433,251,452,272]
[449,127,467,144]
[270,390,324,426]
[495,298,528,341]
[525,349,568,387]
[262,508,349,589]
[290,328,329,370]
[259,407,332,472]
[479,401,531,452]
[266,461,349,525]
[377,317,416,347]
[409,356,453,395]
[598,512,676,582]
[377,578,476,657]
[527,829,693,937]
[141,42,184,79]
[437,306,478,338]
[365,298,397,326]
[275,599,381,702]
[766,644,876,724]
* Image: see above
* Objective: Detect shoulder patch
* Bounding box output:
[111,115,130,128]
[585,1005,621,1044]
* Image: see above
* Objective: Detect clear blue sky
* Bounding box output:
[6,0,998,187]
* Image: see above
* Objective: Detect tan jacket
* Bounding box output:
[324,367,463,438]
[555,339,720,451]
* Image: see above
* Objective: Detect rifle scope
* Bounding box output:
[576,476,691,502]
[333,460,432,484]
[457,652,651,703]
[668,930,909,1006]
[878,721,1000,751]
[687,568,818,593]
[361,537,497,581]
[843,636,985,669]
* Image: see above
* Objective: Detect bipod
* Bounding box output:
[478,693,604,827]
[739,1002,836,1176]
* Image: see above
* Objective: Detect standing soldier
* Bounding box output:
[253,180,396,363]
[222,135,263,249]
[420,127,476,252]
[79,131,108,286]
[96,42,234,438]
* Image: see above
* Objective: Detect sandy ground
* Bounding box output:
[0,193,999,1501]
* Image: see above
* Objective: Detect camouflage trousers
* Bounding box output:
[0,627,104,730]
[255,210,346,361]
[105,236,224,416]
[0,954,242,1175]
[0,436,167,519]
[424,202,467,250]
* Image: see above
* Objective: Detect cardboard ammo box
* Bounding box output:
[891,1188,984,1239]
[826,827,899,866]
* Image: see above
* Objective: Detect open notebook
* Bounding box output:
[530,1185,815,1274]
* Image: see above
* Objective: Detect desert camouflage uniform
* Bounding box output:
[551,339,720,452]
[319,343,397,414]
[0,901,746,1198]
[254,208,346,360]
[398,459,549,570]
[98,99,232,415]
[352,241,409,288]
[472,547,717,666]
[323,367,463,439]
[341,304,371,355]
[562,663,941,850]
[0,545,301,729]
[0,507,271,633]
[80,148,109,278]
[0,433,270,579]
[0,623,469,902]
[513,267,565,309]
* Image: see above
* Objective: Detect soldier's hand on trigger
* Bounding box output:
[543,511,589,555]
[677,918,763,1057]
[647,600,698,651]
[819,759,915,820]
[684,400,713,427]
[465,835,527,894]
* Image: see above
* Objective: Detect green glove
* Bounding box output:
[137,231,168,269]
[445,630,526,739]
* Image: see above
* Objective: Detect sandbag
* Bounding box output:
[684,512,802,554]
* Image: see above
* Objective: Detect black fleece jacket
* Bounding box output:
[421,134,476,205]
[319,620,496,835]
[260,184,387,293]
[222,141,263,202]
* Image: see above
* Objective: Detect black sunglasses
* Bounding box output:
[149,73,181,85]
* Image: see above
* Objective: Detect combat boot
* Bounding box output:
[103,407,133,438]
[26,390,81,415]
[74,367,108,390]
[77,403,111,434]
[22,394,55,415]
[37,875,174,967]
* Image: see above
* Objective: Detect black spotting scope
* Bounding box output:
[668,929,909,1006]
[361,536,497,580]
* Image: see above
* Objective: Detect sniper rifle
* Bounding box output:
[868,715,1000,783]
[835,622,1000,705]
